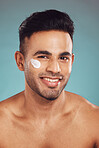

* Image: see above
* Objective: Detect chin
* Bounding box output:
[38,87,64,101]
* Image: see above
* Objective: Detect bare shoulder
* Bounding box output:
[67,91,99,120]
[0,91,25,122]
[66,91,99,143]
[0,91,24,109]
[66,91,99,110]
[0,91,25,134]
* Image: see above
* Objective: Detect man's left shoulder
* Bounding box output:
[65,91,99,118]
[76,94,99,144]
[66,91,99,126]
[90,103,99,125]
[82,98,99,123]
[75,93,99,145]
[89,104,99,145]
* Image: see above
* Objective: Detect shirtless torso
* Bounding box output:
[0,91,99,148]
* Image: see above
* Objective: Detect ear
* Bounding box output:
[72,53,74,64]
[15,51,25,71]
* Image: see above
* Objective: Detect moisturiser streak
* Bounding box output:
[30,59,41,68]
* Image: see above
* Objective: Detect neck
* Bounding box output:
[24,83,66,121]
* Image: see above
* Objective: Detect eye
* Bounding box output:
[59,56,69,62]
[37,55,48,59]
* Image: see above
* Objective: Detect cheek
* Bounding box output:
[62,62,72,74]
[29,59,48,71]
[30,59,41,69]
[27,59,44,78]
[68,62,72,73]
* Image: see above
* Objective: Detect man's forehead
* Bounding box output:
[24,30,73,55]
[25,30,72,43]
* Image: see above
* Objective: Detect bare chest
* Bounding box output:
[0,120,95,148]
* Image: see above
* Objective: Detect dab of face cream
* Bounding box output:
[30,59,41,68]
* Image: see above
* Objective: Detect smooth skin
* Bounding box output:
[0,31,99,148]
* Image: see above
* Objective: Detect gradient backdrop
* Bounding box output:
[0,0,99,105]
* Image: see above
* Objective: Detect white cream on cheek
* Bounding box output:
[30,59,41,68]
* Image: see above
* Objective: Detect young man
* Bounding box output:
[0,9,99,148]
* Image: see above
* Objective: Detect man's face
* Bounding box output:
[24,31,74,101]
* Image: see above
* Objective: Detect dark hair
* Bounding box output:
[19,9,74,55]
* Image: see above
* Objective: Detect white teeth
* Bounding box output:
[43,78,59,82]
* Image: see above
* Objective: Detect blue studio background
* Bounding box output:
[0,0,99,106]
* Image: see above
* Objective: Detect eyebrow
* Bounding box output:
[33,50,71,56]
[59,52,72,56]
[33,50,52,56]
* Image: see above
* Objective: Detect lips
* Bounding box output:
[43,77,59,82]
[40,77,62,87]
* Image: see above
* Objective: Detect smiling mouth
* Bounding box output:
[43,77,59,82]
[40,77,62,87]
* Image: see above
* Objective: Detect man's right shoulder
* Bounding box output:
[0,96,15,121]
[0,91,25,120]
[0,94,17,114]
[0,98,12,137]
[0,96,17,144]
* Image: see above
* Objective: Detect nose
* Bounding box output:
[46,59,61,74]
